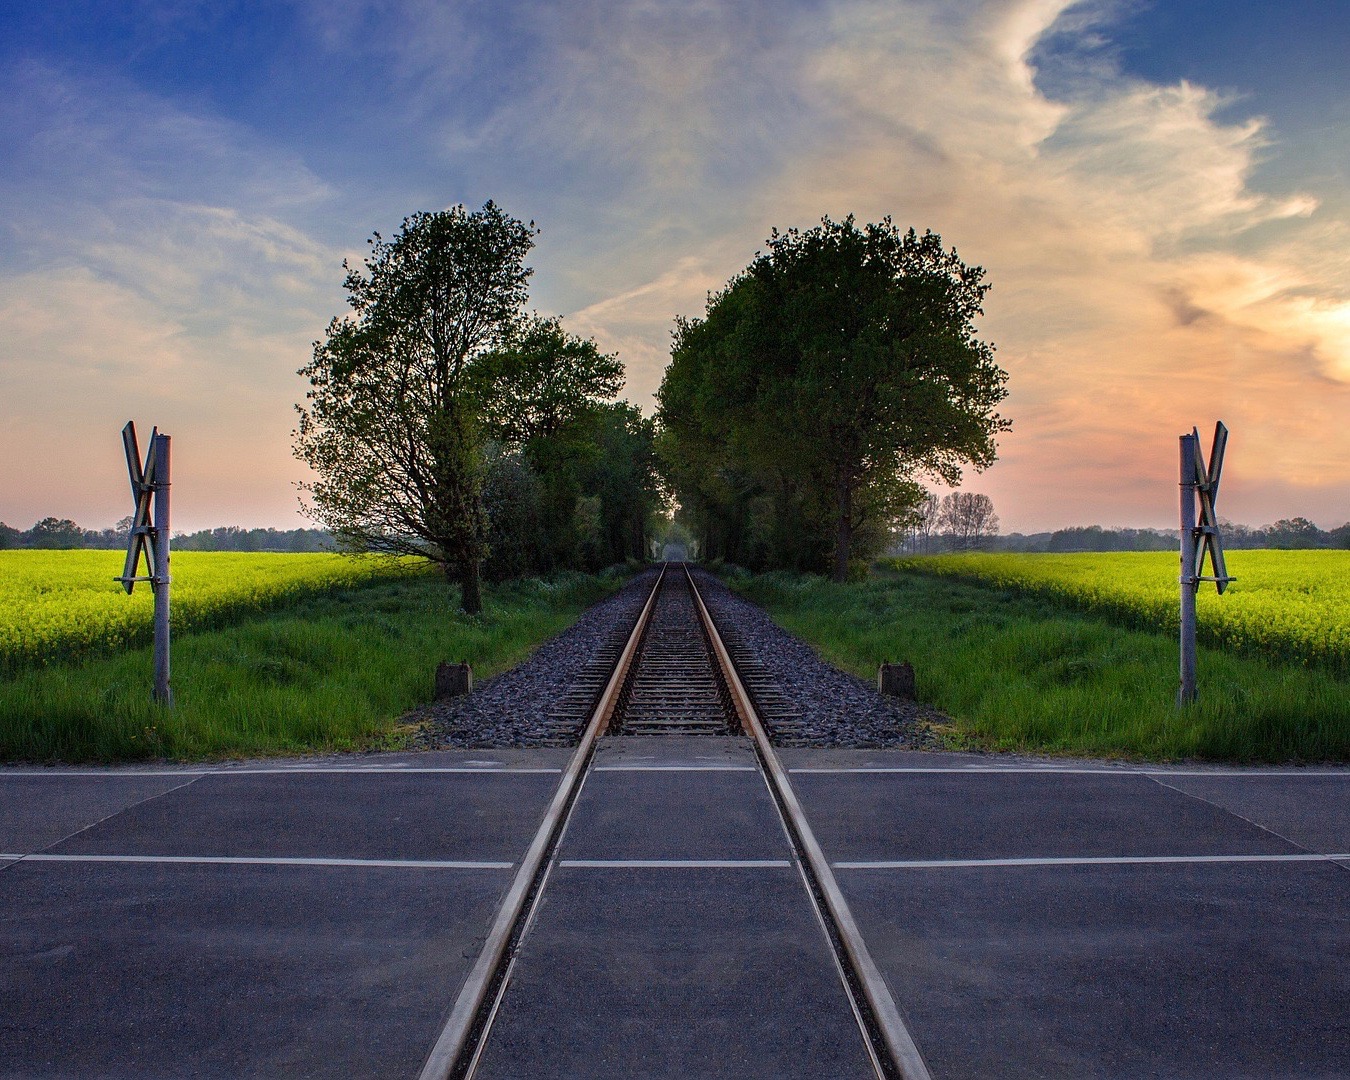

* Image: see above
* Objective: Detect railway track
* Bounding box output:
[419,564,929,1080]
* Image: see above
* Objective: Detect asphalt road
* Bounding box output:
[2,746,1346,1078]
[783,749,1350,1079]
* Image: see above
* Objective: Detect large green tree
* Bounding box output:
[294,202,534,613]
[473,314,629,571]
[658,215,1010,580]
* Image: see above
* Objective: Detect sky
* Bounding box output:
[1,0,1348,535]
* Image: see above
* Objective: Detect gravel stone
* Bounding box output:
[404,565,947,749]
[406,568,660,748]
[690,569,947,748]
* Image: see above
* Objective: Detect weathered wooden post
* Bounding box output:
[118,421,172,706]
[1177,421,1231,707]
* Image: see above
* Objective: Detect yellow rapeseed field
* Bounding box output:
[0,550,420,670]
[887,550,1350,669]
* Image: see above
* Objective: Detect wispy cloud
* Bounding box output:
[2,0,1348,531]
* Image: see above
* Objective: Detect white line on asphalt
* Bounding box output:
[0,853,514,869]
[0,767,563,778]
[834,853,1350,869]
[558,858,792,868]
[592,764,758,772]
[791,767,1349,777]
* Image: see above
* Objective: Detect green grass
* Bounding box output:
[737,569,1350,763]
[0,571,621,763]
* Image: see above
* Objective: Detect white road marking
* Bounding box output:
[559,858,792,868]
[0,853,513,869]
[0,767,562,777]
[791,767,1349,777]
[834,853,1350,869]
[592,764,758,772]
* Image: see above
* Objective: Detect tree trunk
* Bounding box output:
[458,558,483,615]
[832,473,852,583]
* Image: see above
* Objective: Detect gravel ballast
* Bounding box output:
[691,568,946,748]
[409,565,946,749]
[409,568,660,747]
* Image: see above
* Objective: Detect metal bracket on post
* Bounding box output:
[1178,421,1232,707]
[117,421,172,706]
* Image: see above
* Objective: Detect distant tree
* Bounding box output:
[1263,517,1326,548]
[294,203,536,614]
[1330,522,1350,549]
[480,444,544,582]
[937,492,999,550]
[0,522,20,549]
[579,403,664,566]
[473,314,629,572]
[24,517,86,549]
[657,215,1009,580]
[906,491,940,554]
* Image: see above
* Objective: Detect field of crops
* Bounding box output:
[884,550,1350,671]
[0,550,422,672]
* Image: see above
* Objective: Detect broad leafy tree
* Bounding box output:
[936,491,1000,550]
[474,316,633,571]
[659,215,1010,579]
[294,202,535,613]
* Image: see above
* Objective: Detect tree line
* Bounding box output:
[22,201,1344,605]
[894,514,1350,554]
[0,519,333,552]
[656,216,1009,578]
[294,203,664,612]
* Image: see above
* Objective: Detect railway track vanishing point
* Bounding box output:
[420,564,931,1080]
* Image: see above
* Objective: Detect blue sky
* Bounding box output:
[2,0,1348,533]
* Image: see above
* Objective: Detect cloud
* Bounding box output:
[3,0,1348,532]
[0,60,344,529]
[530,0,1350,528]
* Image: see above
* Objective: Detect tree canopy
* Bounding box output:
[657,215,1010,579]
[294,203,663,609]
[294,203,537,613]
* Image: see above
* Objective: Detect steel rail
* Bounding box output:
[418,564,667,1080]
[683,564,933,1080]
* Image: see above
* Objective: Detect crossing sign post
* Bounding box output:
[117,421,172,706]
[1178,421,1232,706]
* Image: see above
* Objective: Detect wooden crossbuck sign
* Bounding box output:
[118,421,161,593]
[1178,421,1232,707]
[1188,422,1231,594]
[118,421,173,705]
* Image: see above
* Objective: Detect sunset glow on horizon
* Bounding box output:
[2,0,1348,535]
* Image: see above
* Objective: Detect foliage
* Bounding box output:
[739,570,1350,762]
[472,315,653,572]
[294,202,536,613]
[0,550,419,673]
[885,550,1350,673]
[0,570,620,763]
[657,215,1009,580]
[0,520,332,552]
[474,314,625,444]
[481,443,545,581]
[935,491,999,549]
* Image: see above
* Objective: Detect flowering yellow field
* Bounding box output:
[0,550,420,670]
[886,550,1350,669]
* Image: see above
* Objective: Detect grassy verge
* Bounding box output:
[737,569,1350,763]
[0,571,622,763]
